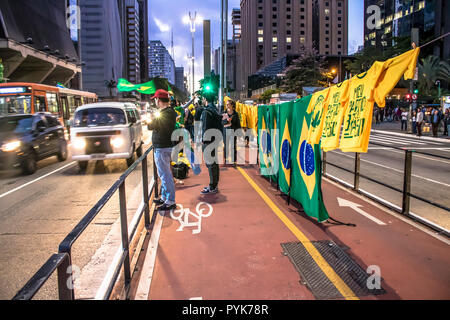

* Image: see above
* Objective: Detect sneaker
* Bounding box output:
[201,187,218,194]
[156,203,177,211]
[153,198,164,205]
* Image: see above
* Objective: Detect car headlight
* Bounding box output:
[155,111,161,118]
[73,138,86,150]
[1,140,21,152]
[110,136,124,148]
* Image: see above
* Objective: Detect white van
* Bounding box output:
[70,102,143,169]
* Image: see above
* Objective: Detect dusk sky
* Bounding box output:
[148,0,364,91]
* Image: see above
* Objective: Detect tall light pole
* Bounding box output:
[184,12,199,97]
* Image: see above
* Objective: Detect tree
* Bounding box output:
[280,47,329,94]
[104,79,117,97]
[418,56,450,99]
[259,88,280,103]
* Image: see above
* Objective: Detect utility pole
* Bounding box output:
[219,0,224,110]
[409,28,419,134]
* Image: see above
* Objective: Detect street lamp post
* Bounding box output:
[185,12,198,97]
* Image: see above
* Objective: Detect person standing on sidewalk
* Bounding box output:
[147,89,177,211]
[223,99,241,165]
[200,94,223,194]
[416,107,424,137]
[431,109,441,137]
[412,110,417,134]
[401,109,408,131]
[443,108,449,136]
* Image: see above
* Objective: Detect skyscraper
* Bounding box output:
[364,0,450,60]
[124,0,141,83]
[148,40,175,84]
[175,67,186,93]
[240,0,348,92]
[138,0,149,83]
[80,0,124,97]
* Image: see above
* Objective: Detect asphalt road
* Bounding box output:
[324,131,450,231]
[0,127,153,300]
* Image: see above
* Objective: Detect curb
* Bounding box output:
[371,129,450,143]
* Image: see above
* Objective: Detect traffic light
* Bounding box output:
[405,93,411,102]
[205,84,212,92]
[413,82,419,95]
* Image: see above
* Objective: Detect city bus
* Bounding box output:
[0,83,98,127]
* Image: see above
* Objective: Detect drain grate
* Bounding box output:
[281,241,386,300]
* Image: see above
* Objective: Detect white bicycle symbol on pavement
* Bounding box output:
[169,202,213,234]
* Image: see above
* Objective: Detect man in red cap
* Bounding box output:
[148,89,177,211]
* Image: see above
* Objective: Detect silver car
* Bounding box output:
[70,102,143,170]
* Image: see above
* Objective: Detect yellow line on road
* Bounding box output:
[237,167,359,300]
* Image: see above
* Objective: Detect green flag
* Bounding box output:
[277,101,294,195]
[267,104,279,182]
[290,96,329,222]
[136,80,156,95]
[258,105,271,177]
[117,78,138,92]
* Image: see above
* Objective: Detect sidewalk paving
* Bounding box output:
[132,162,450,300]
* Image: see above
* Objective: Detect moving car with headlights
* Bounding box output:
[70,102,143,170]
[0,113,68,174]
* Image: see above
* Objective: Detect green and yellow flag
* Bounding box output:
[267,104,279,182]
[278,101,294,195]
[117,78,138,92]
[290,96,329,222]
[137,80,156,95]
[258,105,271,176]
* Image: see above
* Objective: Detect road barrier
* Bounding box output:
[12,146,159,300]
[322,142,450,237]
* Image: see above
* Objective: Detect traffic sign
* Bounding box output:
[412,94,418,101]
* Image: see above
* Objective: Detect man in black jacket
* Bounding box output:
[148,89,177,211]
[200,94,223,194]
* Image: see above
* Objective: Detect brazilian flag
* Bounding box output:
[117,78,137,92]
[290,97,329,222]
[258,105,271,176]
[278,101,294,194]
[267,104,279,182]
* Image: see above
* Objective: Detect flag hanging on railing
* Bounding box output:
[290,96,330,222]
[278,101,294,194]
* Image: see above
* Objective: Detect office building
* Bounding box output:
[240,0,348,92]
[124,0,141,83]
[175,67,186,93]
[148,40,175,84]
[364,0,450,60]
[79,0,124,97]
[138,0,149,83]
[203,20,211,77]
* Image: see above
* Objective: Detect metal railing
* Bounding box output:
[12,146,159,300]
[322,142,450,237]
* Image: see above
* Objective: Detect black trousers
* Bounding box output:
[203,143,219,189]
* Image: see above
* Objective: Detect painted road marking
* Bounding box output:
[370,136,427,146]
[329,152,450,187]
[372,134,444,145]
[135,210,164,300]
[0,161,76,200]
[337,197,386,225]
[237,167,359,300]
[170,202,213,234]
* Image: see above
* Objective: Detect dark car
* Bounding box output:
[0,113,68,174]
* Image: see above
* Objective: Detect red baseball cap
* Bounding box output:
[151,89,169,99]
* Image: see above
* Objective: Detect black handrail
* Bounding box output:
[13,145,157,300]
[323,143,449,237]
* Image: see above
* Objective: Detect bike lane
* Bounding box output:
[136,164,450,300]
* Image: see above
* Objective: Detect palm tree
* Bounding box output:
[418,56,450,97]
[104,79,117,97]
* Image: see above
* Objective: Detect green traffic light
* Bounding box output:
[414,89,419,94]
[205,84,212,91]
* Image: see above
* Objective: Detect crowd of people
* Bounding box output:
[148,89,247,212]
[373,105,450,138]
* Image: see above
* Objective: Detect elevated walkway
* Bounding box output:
[129,161,450,300]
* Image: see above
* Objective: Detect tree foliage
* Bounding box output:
[280,47,331,94]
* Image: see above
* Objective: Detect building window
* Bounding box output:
[300,37,305,43]
[258,29,264,35]
[287,45,291,50]
[258,37,263,43]
[286,37,292,43]
[272,37,277,43]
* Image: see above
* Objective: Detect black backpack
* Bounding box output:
[204,107,223,132]
[172,161,189,179]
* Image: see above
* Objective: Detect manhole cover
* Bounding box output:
[281,241,386,299]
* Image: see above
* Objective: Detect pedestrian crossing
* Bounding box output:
[369,133,448,148]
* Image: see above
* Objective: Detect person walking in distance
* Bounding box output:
[401,109,408,131]
[416,107,424,137]
[412,110,417,135]
[223,99,241,166]
[200,93,223,194]
[147,89,177,211]
[443,108,449,136]
[431,109,441,137]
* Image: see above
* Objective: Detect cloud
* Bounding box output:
[154,17,171,32]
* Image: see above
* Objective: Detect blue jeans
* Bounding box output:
[154,148,175,205]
